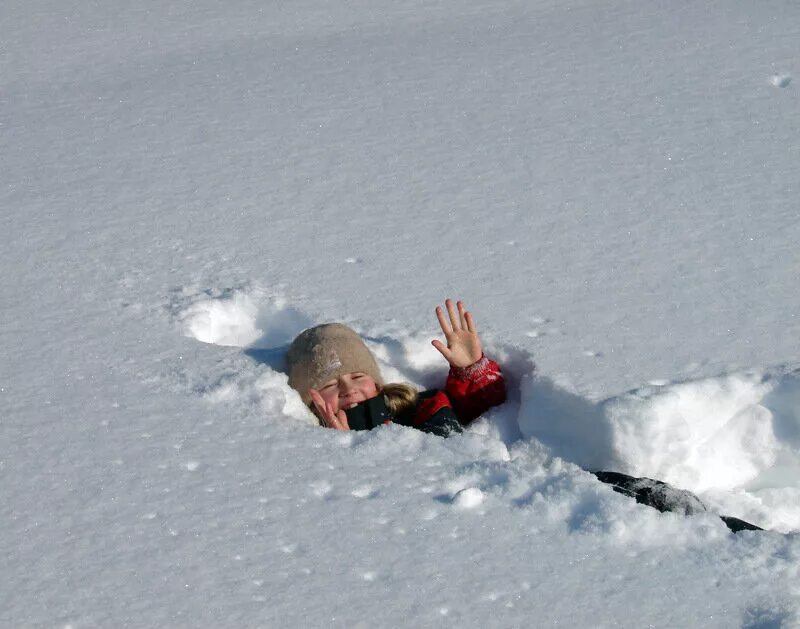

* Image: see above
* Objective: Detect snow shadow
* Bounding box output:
[765,373,800,447]
[517,376,614,471]
[742,603,796,629]
[521,370,800,480]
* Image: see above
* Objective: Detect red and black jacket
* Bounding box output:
[345,355,506,437]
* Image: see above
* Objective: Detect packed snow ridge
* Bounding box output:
[179,288,800,533]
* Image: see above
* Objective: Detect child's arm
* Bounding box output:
[444,355,506,424]
[432,299,507,424]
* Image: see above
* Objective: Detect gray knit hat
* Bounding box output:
[286,323,384,405]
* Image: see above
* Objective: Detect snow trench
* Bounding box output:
[177,287,800,533]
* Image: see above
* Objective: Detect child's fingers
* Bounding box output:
[309,389,330,426]
[457,301,468,329]
[336,410,350,431]
[465,311,477,334]
[326,411,341,429]
[432,339,452,361]
[327,400,345,428]
[435,306,452,334]
[445,298,461,331]
[310,389,324,412]
[310,391,350,431]
[326,409,349,431]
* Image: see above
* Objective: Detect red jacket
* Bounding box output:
[406,354,506,436]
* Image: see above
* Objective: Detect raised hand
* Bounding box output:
[309,388,351,431]
[432,299,483,368]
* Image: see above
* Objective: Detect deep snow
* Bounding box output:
[3,0,800,626]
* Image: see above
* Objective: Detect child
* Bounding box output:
[285,299,506,436]
[285,300,763,532]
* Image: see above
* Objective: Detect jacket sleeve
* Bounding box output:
[445,354,507,425]
[410,391,463,437]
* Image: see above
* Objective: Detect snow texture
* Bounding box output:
[3,0,800,626]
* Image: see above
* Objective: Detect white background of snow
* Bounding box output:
[3,0,800,626]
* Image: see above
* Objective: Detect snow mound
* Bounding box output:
[452,487,485,509]
[180,291,262,347]
[179,289,313,350]
[519,369,800,531]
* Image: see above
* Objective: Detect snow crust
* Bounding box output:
[3,0,800,626]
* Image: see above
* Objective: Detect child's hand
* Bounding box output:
[432,299,483,368]
[309,389,351,431]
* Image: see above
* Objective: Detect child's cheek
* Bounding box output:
[321,391,338,410]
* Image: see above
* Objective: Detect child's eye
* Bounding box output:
[352,373,365,380]
[320,381,337,390]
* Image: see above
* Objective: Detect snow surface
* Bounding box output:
[3,0,800,626]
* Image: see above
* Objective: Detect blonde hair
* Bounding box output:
[379,382,419,418]
[308,382,419,423]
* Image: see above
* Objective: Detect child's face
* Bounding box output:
[315,372,379,412]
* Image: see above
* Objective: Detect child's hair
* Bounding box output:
[308,382,419,424]
[380,382,419,417]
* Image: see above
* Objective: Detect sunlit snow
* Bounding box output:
[3,0,799,626]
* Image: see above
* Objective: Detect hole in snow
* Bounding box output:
[176,289,800,530]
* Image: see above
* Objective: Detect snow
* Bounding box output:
[3,0,800,626]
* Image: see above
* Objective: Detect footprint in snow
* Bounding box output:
[310,480,332,498]
[351,485,377,499]
[769,73,791,88]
